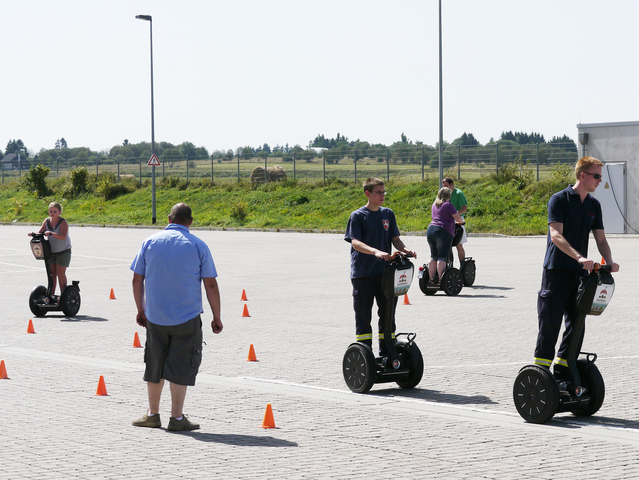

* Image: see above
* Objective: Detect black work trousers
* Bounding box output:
[534,268,584,365]
[352,275,397,352]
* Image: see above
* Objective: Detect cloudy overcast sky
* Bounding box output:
[2,0,638,155]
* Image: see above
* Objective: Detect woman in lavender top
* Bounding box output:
[426,187,465,285]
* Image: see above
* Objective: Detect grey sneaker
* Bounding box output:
[132,413,161,428]
[167,415,200,432]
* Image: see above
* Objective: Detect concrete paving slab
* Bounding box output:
[1,224,638,479]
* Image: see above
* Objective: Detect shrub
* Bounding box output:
[68,167,90,196]
[97,173,130,200]
[23,164,51,197]
[230,201,248,222]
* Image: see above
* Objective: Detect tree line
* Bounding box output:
[2,130,577,166]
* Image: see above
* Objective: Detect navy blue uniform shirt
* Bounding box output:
[543,185,604,271]
[344,206,400,279]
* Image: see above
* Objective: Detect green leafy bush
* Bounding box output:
[23,164,51,197]
[97,173,130,200]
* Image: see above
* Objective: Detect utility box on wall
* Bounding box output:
[590,162,626,234]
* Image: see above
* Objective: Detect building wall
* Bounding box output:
[577,121,639,233]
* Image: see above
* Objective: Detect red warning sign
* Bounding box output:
[147,153,160,166]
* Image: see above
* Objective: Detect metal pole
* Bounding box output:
[354,150,357,185]
[438,0,444,186]
[323,150,326,182]
[536,143,540,181]
[136,14,156,224]
[386,148,390,182]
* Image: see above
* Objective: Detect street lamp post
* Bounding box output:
[136,14,156,224]
[438,0,444,186]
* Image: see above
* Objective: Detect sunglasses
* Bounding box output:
[583,172,602,180]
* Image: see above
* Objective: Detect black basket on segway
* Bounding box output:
[381,253,414,298]
[30,234,52,261]
[575,266,615,315]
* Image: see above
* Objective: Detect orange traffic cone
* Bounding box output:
[133,332,142,348]
[242,304,251,317]
[27,319,36,334]
[261,403,276,429]
[0,360,8,379]
[109,288,116,300]
[247,344,258,362]
[601,257,606,265]
[403,294,411,305]
[96,375,108,396]
[241,289,248,301]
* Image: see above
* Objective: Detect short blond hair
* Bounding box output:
[435,187,452,207]
[575,156,603,180]
[48,202,62,213]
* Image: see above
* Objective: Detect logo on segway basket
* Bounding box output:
[382,220,389,231]
[32,244,43,258]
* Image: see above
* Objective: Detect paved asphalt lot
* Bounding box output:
[1,224,638,479]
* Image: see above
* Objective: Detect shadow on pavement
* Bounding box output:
[169,431,299,447]
[371,387,497,405]
[60,315,109,322]
[552,415,639,430]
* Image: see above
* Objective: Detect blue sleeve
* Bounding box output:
[198,241,218,278]
[593,200,604,231]
[130,243,147,275]
[547,193,566,224]
[389,210,400,238]
[344,211,361,243]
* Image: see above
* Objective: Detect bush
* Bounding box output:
[66,166,90,196]
[97,173,130,200]
[230,201,248,222]
[23,164,51,197]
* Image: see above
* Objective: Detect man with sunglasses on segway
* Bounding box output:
[534,156,619,380]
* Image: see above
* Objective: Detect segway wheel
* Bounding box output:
[441,268,463,296]
[29,285,48,317]
[513,365,560,424]
[461,260,476,287]
[395,340,424,389]
[60,286,81,317]
[343,343,377,393]
[569,360,605,417]
[418,274,437,296]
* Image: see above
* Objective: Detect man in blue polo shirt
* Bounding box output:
[130,203,223,431]
[345,177,416,355]
[534,157,619,378]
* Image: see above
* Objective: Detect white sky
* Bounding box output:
[2,0,639,156]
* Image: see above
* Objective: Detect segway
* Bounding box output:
[28,233,81,317]
[342,252,424,393]
[418,224,474,296]
[513,264,614,424]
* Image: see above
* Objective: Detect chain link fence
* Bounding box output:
[1,142,577,186]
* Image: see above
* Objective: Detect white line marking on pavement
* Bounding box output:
[2,345,638,445]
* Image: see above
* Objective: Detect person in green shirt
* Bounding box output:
[442,177,468,265]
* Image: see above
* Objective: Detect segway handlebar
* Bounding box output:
[593,263,612,274]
